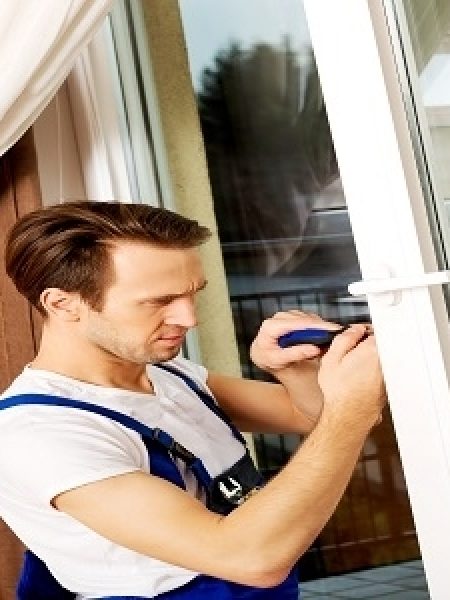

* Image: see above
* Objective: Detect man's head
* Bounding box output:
[5,201,211,363]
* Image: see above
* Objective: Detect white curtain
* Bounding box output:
[0,0,113,156]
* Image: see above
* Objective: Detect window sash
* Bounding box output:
[303,1,450,596]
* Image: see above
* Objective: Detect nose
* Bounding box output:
[164,296,198,328]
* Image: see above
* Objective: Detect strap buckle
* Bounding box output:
[152,428,195,464]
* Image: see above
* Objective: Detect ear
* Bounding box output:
[39,288,82,321]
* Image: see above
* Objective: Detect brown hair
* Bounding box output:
[5,201,211,315]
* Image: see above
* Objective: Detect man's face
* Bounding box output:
[81,242,206,364]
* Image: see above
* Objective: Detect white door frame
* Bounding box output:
[67,24,132,202]
[303,1,450,597]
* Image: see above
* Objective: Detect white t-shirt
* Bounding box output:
[0,357,245,598]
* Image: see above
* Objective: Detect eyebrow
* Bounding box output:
[139,280,208,303]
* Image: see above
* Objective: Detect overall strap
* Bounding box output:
[0,363,245,491]
[0,393,212,489]
[0,394,176,446]
[154,363,247,445]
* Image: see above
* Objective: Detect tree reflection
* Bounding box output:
[197,38,339,275]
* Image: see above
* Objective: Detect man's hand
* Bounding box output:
[249,311,386,430]
[249,311,343,428]
[319,325,387,428]
[250,310,342,373]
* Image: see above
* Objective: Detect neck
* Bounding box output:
[31,327,153,394]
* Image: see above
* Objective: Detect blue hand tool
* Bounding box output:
[277,326,348,349]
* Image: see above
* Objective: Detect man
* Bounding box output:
[0,201,385,599]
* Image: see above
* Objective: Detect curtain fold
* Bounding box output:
[0,0,113,156]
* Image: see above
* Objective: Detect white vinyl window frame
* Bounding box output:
[303,1,450,598]
[64,0,169,206]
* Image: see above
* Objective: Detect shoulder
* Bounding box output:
[0,405,145,507]
[1,368,31,399]
[0,369,147,504]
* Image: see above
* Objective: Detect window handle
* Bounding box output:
[348,270,450,298]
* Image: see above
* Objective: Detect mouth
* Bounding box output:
[157,334,185,346]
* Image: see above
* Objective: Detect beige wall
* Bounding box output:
[140,0,242,378]
[404,0,450,71]
[430,120,450,200]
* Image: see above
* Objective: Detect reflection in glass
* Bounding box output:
[394,0,450,266]
[180,0,421,583]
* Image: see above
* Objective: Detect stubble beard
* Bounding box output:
[85,318,182,366]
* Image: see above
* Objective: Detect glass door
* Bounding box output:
[303,1,450,597]
[179,0,427,597]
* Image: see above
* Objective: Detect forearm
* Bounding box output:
[215,330,384,583]
[215,406,371,581]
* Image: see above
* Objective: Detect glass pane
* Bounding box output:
[391,0,450,270]
[179,0,426,592]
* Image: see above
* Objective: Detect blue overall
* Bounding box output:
[1,364,299,599]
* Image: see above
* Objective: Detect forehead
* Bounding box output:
[107,242,204,291]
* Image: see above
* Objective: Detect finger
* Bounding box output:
[261,316,343,340]
[350,322,374,335]
[321,324,369,364]
[278,344,322,362]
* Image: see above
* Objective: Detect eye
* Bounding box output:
[146,297,176,307]
[145,300,168,307]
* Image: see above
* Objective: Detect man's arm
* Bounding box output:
[206,360,322,434]
[54,326,386,587]
[207,311,342,434]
